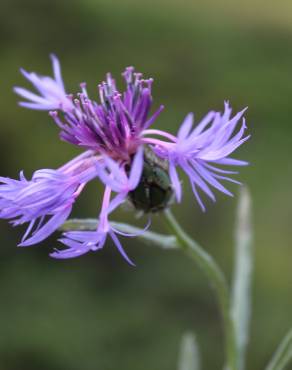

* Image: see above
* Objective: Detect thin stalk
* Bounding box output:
[163,209,237,370]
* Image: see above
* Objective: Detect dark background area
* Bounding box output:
[0,0,291,369]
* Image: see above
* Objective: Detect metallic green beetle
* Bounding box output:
[128,147,174,213]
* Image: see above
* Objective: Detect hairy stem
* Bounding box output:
[163,209,237,370]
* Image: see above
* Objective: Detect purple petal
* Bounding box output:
[108,193,127,214]
[182,160,216,202]
[14,87,50,105]
[50,53,65,91]
[109,231,135,266]
[190,182,206,212]
[50,239,93,259]
[144,105,164,129]
[188,111,216,138]
[213,158,249,166]
[18,206,72,247]
[177,113,194,140]
[128,147,144,190]
[19,102,56,110]
[169,162,182,202]
[111,218,151,237]
[195,162,233,197]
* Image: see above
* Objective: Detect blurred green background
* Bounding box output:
[0,0,292,369]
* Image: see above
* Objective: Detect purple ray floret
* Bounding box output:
[14,54,72,111]
[52,148,144,264]
[151,102,249,211]
[0,152,98,246]
[1,54,250,262]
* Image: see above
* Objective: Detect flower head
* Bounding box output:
[1,55,250,263]
[49,67,164,161]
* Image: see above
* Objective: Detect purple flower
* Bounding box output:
[1,55,250,262]
[149,102,250,211]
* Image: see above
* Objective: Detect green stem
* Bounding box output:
[163,209,237,370]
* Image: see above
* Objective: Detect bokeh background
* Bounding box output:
[0,0,292,369]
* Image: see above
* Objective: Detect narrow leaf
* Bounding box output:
[178,332,201,370]
[265,328,292,370]
[231,186,253,370]
[61,218,178,250]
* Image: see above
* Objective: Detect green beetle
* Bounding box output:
[128,147,174,213]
